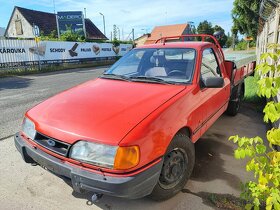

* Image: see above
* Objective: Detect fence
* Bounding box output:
[257,6,280,129]
[257,8,280,62]
[0,39,132,70]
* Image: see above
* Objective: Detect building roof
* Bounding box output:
[135,33,150,41]
[145,24,189,44]
[7,6,107,40]
[17,7,57,35]
[84,19,107,40]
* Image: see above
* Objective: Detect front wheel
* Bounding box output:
[149,134,195,201]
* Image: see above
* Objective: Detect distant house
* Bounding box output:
[5,6,107,40]
[135,33,151,47]
[145,23,191,45]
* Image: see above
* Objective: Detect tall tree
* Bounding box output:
[232,0,260,39]
[197,20,214,35]
[197,21,228,47]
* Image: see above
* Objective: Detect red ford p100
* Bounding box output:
[15,35,255,201]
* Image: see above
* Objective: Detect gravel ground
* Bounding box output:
[0,67,267,210]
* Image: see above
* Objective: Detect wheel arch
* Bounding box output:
[176,127,192,140]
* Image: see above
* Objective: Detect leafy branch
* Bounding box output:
[229,44,280,210]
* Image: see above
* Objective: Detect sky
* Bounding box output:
[0,0,235,40]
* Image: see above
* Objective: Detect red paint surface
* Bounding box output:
[24,40,255,174]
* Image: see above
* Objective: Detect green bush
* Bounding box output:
[235,40,256,51]
[60,31,85,42]
[229,44,280,210]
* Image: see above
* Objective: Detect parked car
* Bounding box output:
[15,35,255,201]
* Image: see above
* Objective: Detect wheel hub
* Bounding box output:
[159,149,187,189]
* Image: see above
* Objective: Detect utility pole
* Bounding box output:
[132,28,135,47]
[99,13,106,36]
[84,8,87,19]
[53,0,56,14]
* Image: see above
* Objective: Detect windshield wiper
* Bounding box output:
[129,76,173,84]
[100,74,131,81]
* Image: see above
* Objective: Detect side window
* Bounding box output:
[201,48,221,81]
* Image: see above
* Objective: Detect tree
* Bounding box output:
[197,20,214,35]
[113,24,118,41]
[232,0,260,40]
[197,21,228,47]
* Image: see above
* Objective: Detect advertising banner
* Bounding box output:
[0,40,132,68]
[57,11,85,36]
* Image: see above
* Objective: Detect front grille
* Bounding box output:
[33,132,71,156]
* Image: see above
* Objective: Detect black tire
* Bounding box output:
[226,84,244,116]
[149,133,195,201]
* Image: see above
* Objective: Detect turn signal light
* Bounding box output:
[114,146,140,170]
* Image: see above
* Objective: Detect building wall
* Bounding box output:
[5,8,34,39]
[135,35,149,47]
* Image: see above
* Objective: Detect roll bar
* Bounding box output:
[155,34,224,60]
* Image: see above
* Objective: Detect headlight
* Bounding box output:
[22,117,36,140]
[70,141,140,170]
[70,141,118,169]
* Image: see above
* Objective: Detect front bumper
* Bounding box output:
[14,133,163,199]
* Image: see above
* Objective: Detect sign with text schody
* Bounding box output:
[57,11,85,36]
[0,40,132,68]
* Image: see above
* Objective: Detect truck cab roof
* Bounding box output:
[138,41,213,50]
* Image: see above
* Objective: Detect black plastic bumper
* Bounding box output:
[14,133,163,199]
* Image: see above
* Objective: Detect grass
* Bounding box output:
[243,76,266,112]
[0,60,116,78]
[244,76,263,103]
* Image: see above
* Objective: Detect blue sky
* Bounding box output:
[0,0,234,39]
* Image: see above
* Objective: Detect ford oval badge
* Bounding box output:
[47,139,56,147]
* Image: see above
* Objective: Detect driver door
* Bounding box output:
[199,48,230,135]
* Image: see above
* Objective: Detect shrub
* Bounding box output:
[229,44,280,210]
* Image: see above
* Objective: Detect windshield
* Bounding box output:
[103,48,196,84]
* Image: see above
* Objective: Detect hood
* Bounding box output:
[27,78,186,145]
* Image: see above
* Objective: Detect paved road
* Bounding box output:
[0,67,267,210]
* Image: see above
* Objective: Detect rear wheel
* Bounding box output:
[149,134,195,201]
[226,84,244,116]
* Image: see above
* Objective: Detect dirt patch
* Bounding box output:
[208,194,246,210]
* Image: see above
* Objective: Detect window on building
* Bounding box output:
[15,20,23,35]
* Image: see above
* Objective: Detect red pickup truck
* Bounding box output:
[14,35,255,201]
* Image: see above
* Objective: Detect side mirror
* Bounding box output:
[203,77,224,88]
